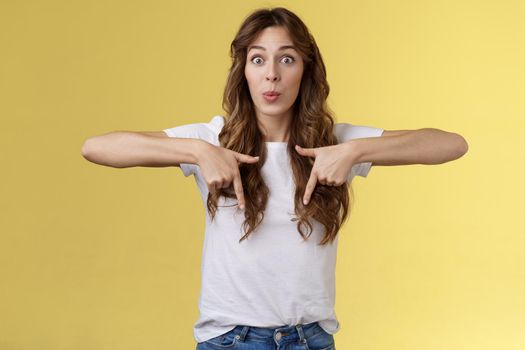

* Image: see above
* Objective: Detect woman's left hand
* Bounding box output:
[295,143,357,205]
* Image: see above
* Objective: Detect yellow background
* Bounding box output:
[1,0,524,349]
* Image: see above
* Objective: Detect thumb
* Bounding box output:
[236,152,260,163]
[295,144,316,157]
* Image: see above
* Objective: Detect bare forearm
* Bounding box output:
[81,132,205,168]
[349,128,469,166]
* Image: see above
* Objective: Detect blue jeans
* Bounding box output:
[195,321,336,350]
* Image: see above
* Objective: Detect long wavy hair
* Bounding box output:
[206,7,355,245]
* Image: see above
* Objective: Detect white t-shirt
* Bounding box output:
[163,115,384,343]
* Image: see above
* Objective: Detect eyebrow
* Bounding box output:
[247,45,298,52]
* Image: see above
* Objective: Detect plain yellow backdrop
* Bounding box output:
[1,0,524,349]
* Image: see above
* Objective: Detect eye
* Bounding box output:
[250,56,264,65]
[249,55,296,65]
[282,56,295,64]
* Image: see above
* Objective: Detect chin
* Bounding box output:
[256,104,293,117]
[261,109,287,116]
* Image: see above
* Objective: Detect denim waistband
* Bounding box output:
[230,321,322,343]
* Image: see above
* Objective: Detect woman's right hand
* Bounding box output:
[196,142,260,210]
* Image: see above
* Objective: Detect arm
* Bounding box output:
[348,128,469,166]
[81,131,207,168]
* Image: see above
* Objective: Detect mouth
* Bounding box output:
[262,91,281,103]
[263,94,279,102]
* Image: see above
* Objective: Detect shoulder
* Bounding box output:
[333,121,384,143]
[163,115,225,145]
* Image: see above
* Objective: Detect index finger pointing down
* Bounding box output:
[233,172,245,210]
[303,170,318,205]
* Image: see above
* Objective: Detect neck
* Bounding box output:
[255,109,293,142]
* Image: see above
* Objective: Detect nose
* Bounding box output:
[265,62,280,82]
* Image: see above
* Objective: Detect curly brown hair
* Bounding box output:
[207,7,354,246]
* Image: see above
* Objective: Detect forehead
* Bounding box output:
[249,26,294,49]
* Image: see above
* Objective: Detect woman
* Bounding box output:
[82,7,468,350]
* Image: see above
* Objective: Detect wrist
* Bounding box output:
[343,139,364,163]
[192,139,212,165]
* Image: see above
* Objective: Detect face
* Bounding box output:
[244,26,304,120]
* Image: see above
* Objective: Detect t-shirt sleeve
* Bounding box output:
[334,122,384,181]
[162,115,224,177]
